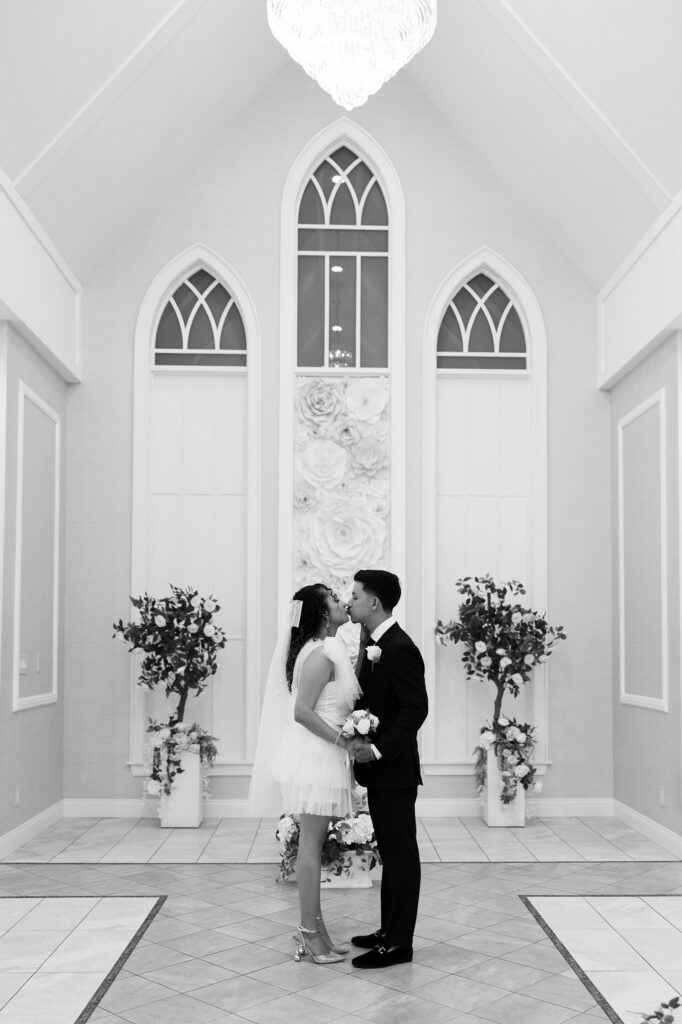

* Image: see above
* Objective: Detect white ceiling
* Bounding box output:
[0,0,678,288]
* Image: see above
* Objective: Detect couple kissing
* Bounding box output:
[248,568,429,970]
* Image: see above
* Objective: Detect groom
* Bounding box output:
[347,569,428,969]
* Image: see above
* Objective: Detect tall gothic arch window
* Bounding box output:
[155,269,247,368]
[291,142,393,595]
[423,256,547,771]
[297,145,388,370]
[131,249,259,772]
[437,273,526,371]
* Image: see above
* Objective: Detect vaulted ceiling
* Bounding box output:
[1,0,679,288]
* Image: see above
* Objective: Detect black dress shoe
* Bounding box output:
[352,945,413,969]
[350,929,385,949]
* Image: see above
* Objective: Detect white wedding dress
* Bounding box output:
[270,636,360,817]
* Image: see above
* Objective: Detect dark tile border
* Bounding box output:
[76,894,166,1022]
[521,894,628,1024]
[0,894,166,1023]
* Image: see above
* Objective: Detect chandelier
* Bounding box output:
[267,0,437,111]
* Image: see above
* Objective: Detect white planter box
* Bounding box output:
[159,751,203,828]
[483,748,525,827]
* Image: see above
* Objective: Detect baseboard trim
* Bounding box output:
[62,798,253,819]
[613,799,682,857]
[415,796,615,818]
[0,800,64,858]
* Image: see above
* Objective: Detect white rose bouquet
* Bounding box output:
[341,708,379,739]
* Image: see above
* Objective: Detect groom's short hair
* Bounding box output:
[354,570,401,611]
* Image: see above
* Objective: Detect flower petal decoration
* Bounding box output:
[306,498,386,578]
[345,379,389,422]
[298,438,348,490]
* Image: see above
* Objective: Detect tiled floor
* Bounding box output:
[0,897,161,1024]
[4,816,678,864]
[528,896,682,1024]
[0,859,681,1023]
[1,816,680,1023]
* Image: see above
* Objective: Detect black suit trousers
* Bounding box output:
[368,786,420,948]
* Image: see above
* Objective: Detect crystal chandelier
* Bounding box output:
[267,0,437,111]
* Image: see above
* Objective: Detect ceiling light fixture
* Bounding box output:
[267,0,437,111]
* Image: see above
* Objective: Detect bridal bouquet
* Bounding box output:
[341,709,379,739]
[276,810,378,883]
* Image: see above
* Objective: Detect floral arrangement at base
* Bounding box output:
[144,719,218,797]
[276,809,379,883]
[473,717,542,804]
[639,997,680,1023]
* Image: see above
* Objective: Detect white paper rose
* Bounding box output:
[497,717,509,727]
[511,673,524,686]
[145,779,162,796]
[356,717,371,735]
[188,624,198,634]
[327,418,362,449]
[517,732,527,744]
[191,596,201,609]
[474,641,487,654]
[480,656,492,668]
[294,489,318,513]
[499,657,511,669]
[298,439,348,490]
[351,440,389,476]
[345,380,389,423]
[203,624,215,638]
[297,379,344,430]
[511,611,522,624]
[154,615,166,627]
[524,654,535,666]
[306,499,386,578]
[514,764,530,778]
[342,719,356,736]
[158,728,171,741]
[204,600,216,613]
[479,730,496,748]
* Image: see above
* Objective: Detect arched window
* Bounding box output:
[297,145,388,369]
[131,246,260,774]
[155,268,247,367]
[437,272,526,371]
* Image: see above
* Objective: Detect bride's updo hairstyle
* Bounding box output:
[286,583,330,690]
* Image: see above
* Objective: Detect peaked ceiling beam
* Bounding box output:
[480,0,672,210]
[14,0,210,197]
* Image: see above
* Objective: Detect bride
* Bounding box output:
[248,583,360,964]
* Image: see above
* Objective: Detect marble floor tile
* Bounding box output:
[0,971,107,1024]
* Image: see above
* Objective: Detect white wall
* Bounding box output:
[61,65,611,806]
[0,322,67,833]
[611,333,681,831]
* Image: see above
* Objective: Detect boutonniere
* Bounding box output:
[365,645,382,669]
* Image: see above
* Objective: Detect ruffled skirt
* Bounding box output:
[272,721,353,817]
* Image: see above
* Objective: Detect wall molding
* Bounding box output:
[0,800,64,859]
[277,117,407,615]
[421,247,549,763]
[12,381,61,711]
[613,799,682,858]
[617,388,668,711]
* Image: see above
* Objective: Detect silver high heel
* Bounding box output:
[293,925,345,963]
[317,913,349,954]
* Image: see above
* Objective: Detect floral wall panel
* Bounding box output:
[294,376,390,593]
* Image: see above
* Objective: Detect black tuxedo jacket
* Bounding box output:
[353,623,428,790]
